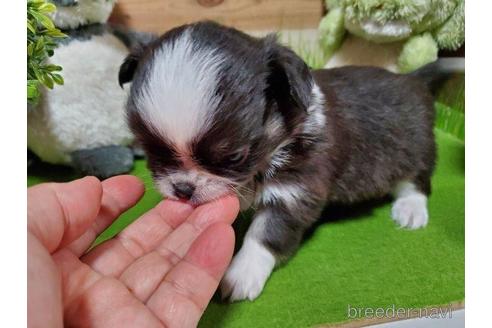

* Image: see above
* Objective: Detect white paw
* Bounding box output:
[220,239,275,302]
[391,194,429,229]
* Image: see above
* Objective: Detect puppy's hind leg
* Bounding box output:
[391,177,430,229]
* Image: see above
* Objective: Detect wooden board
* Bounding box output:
[109,0,323,33]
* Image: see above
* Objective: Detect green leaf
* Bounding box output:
[27,43,34,57]
[27,80,41,104]
[28,0,46,9]
[51,73,64,85]
[43,64,63,72]
[27,0,66,104]
[38,3,56,14]
[32,67,43,82]
[27,20,36,34]
[33,67,52,89]
[41,73,54,89]
[46,29,66,38]
[34,36,45,50]
[31,11,55,30]
[44,40,58,48]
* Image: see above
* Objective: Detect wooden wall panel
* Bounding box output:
[109,0,323,33]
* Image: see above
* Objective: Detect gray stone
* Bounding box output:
[71,145,134,179]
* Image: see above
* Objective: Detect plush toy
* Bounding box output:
[319,0,464,72]
[27,0,153,178]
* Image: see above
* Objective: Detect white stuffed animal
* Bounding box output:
[28,0,153,178]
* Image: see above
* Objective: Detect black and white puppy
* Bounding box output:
[119,21,461,302]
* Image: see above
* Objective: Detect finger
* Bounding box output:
[27,176,102,253]
[157,195,239,259]
[68,175,145,255]
[146,223,235,328]
[116,196,239,301]
[81,199,195,276]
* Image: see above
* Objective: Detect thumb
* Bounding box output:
[27,176,103,253]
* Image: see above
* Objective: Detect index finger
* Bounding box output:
[67,175,145,255]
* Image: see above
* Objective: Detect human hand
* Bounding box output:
[28,176,239,328]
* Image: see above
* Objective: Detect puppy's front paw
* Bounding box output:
[220,239,275,302]
[391,194,429,229]
[220,259,267,302]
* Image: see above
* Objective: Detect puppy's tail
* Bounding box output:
[409,58,465,94]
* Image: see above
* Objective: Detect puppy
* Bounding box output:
[119,21,462,302]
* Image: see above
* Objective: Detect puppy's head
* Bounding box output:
[120,21,315,205]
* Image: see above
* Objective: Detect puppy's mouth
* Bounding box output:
[166,190,236,207]
[155,176,239,206]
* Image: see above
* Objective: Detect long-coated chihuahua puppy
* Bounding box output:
[119,21,463,302]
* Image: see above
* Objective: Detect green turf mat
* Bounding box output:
[27,130,464,327]
[434,74,465,141]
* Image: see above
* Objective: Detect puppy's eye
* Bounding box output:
[226,147,249,165]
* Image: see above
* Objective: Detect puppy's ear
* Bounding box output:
[263,34,313,124]
[118,46,145,88]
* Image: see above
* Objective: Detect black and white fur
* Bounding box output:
[119,21,462,302]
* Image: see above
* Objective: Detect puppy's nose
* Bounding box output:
[173,182,195,200]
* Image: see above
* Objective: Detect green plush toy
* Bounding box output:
[319,0,464,72]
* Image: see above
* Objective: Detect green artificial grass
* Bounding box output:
[435,102,465,141]
[435,74,465,141]
[199,130,464,328]
[27,130,464,327]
